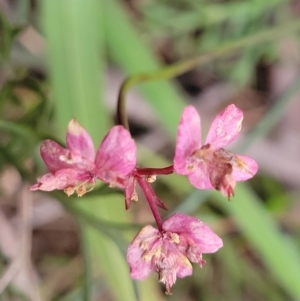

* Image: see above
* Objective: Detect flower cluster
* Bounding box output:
[31,104,258,293]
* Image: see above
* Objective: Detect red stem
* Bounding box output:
[135,165,174,176]
[137,178,163,231]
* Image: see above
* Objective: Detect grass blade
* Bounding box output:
[42,1,139,300]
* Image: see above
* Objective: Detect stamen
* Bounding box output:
[76,181,95,197]
[234,157,250,173]
[142,247,161,261]
[59,154,74,164]
[170,233,180,244]
[131,191,138,202]
[146,175,156,183]
[64,187,75,196]
[140,240,149,250]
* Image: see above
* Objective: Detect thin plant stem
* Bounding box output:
[135,165,174,176]
[117,19,300,130]
[137,178,163,231]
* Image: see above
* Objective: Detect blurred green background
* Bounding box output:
[0,0,300,300]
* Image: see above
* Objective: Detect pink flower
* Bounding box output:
[30,120,136,196]
[127,213,223,294]
[94,125,136,190]
[174,105,258,199]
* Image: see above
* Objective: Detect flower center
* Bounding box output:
[186,144,212,171]
[192,144,244,199]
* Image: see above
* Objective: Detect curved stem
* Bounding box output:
[135,165,174,176]
[137,178,163,231]
[116,19,300,130]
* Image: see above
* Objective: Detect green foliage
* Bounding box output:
[142,0,295,86]
[1,0,300,300]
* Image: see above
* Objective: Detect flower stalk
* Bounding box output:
[116,19,300,132]
[136,178,163,231]
[135,165,174,176]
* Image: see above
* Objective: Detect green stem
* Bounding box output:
[78,219,93,301]
[117,19,300,130]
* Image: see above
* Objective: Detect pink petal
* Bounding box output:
[40,140,72,172]
[40,139,95,178]
[95,126,136,180]
[163,213,197,234]
[30,169,78,191]
[174,106,201,174]
[163,213,223,254]
[232,155,258,181]
[205,104,243,149]
[127,225,158,280]
[191,226,223,254]
[66,119,95,161]
[175,253,193,278]
[187,163,213,189]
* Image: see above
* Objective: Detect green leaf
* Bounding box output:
[215,184,300,299]
[103,0,185,137]
[42,0,110,142]
[41,1,139,300]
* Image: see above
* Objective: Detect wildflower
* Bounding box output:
[94,125,136,189]
[30,120,136,196]
[127,213,223,294]
[173,105,258,199]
